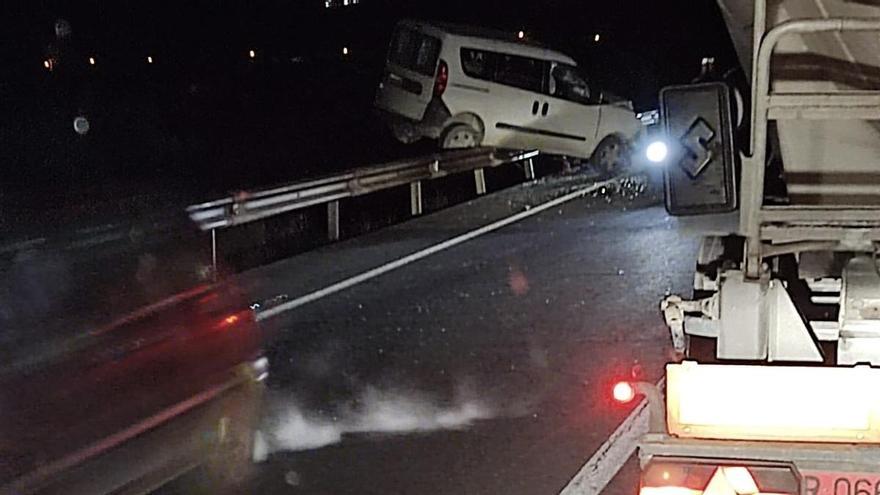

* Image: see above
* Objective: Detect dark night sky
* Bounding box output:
[0,0,739,227]
[2,0,737,107]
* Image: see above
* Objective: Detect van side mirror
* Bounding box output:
[659,82,738,215]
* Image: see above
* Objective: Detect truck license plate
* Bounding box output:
[804,470,880,495]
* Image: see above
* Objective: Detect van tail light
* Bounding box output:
[434,59,448,97]
[640,459,799,495]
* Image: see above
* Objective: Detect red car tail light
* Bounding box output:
[216,310,252,330]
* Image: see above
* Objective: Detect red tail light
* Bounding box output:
[434,59,448,97]
[613,381,636,403]
[640,459,799,495]
[216,310,251,330]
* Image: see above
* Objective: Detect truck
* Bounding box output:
[625,0,880,493]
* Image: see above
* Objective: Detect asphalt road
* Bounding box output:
[165,173,698,494]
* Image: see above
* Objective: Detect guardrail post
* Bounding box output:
[524,157,535,180]
[410,181,423,216]
[211,228,218,279]
[474,168,487,195]
[327,201,340,240]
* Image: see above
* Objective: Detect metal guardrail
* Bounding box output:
[186,147,539,270]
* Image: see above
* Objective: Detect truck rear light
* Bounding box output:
[613,381,636,403]
[641,459,798,495]
[719,467,761,493]
[666,361,880,443]
[640,488,701,495]
[434,59,448,97]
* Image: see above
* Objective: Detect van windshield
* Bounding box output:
[550,63,591,104]
[388,26,441,76]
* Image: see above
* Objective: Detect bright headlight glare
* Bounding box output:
[646,140,668,163]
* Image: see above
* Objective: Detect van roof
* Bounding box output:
[398,19,577,66]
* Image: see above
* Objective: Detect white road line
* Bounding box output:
[559,401,648,495]
[559,379,665,495]
[256,177,618,321]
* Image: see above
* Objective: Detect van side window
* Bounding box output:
[495,54,547,93]
[460,48,497,80]
[460,48,546,93]
[550,64,592,104]
[389,27,441,77]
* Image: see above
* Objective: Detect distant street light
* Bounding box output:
[43,60,51,70]
[594,33,601,42]
[249,49,256,59]
[147,55,153,64]
[89,56,96,65]
[342,46,349,55]
[517,30,525,39]
[73,116,90,135]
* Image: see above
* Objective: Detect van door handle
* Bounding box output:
[532,101,539,115]
[541,102,549,116]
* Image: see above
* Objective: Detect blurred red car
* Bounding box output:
[0,214,265,494]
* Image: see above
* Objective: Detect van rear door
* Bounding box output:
[375,24,441,121]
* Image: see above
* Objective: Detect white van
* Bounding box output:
[375,20,642,173]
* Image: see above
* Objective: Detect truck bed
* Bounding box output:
[718,0,880,206]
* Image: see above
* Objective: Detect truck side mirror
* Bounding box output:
[659,82,738,215]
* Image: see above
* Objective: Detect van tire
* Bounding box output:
[590,135,630,177]
[391,123,419,144]
[440,124,482,149]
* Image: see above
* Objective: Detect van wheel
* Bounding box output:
[590,135,630,177]
[391,122,419,144]
[440,124,482,149]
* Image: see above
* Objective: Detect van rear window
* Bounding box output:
[388,27,441,77]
